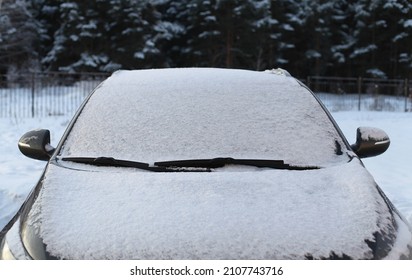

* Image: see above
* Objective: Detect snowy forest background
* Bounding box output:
[1,0,412,79]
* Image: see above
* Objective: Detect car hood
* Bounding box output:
[25,159,408,259]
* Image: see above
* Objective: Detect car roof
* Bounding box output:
[60,68,349,166]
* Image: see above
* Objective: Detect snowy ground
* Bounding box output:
[1,111,412,232]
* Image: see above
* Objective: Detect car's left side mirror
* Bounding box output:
[18,129,55,161]
[351,127,390,158]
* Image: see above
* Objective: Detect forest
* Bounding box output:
[1,0,412,79]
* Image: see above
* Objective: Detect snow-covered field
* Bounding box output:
[1,110,412,232]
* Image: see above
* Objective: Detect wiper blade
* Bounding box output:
[61,157,318,171]
[61,157,211,172]
[155,157,319,170]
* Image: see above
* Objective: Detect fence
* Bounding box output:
[306,76,412,112]
[1,72,411,118]
[0,72,108,118]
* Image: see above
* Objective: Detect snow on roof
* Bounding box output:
[59,68,348,166]
[30,159,396,259]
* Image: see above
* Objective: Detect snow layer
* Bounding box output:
[60,68,348,167]
[29,159,392,260]
[358,127,389,141]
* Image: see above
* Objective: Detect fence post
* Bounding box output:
[357,77,362,111]
[405,78,409,112]
[31,72,35,118]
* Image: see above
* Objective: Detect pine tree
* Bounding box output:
[271,0,315,77]
[104,0,158,70]
[37,0,157,72]
[0,0,40,76]
[4,0,411,78]
[147,0,189,67]
[379,0,412,78]
[203,0,273,69]
[184,0,221,67]
[328,0,355,77]
[349,0,412,78]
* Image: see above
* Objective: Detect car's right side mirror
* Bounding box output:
[351,127,390,158]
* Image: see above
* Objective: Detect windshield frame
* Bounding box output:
[52,70,353,167]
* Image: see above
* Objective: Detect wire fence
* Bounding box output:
[0,72,108,118]
[0,72,411,118]
[305,76,412,112]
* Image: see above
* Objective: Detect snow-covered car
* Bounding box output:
[1,68,411,260]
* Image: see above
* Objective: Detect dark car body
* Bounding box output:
[1,68,411,259]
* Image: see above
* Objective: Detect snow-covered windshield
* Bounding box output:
[59,68,349,167]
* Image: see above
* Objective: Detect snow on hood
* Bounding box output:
[26,159,399,259]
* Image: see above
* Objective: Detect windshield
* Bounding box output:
[59,68,349,167]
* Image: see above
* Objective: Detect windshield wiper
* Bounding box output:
[61,157,211,172]
[61,157,319,171]
[155,157,319,170]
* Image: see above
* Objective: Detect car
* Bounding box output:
[1,68,411,260]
